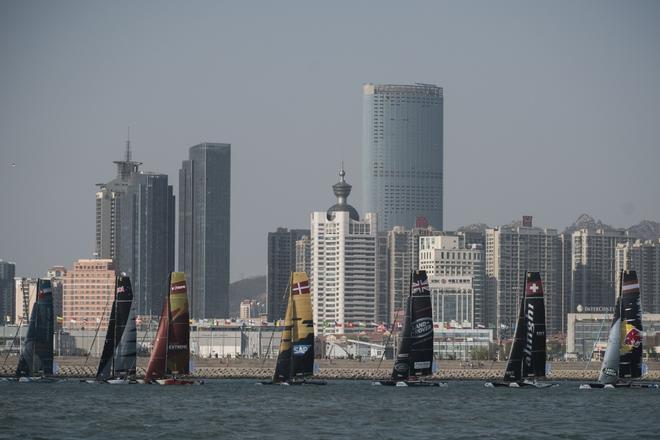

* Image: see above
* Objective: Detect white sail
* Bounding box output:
[598,317,621,384]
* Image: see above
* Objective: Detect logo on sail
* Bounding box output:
[411,318,433,338]
[623,325,642,348]
[293,344,311,356]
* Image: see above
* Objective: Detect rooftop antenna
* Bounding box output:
[125,126,131,162]
[339,160,345,182]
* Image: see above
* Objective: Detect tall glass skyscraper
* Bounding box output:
[179,143,231,319]
[362,83,443,231]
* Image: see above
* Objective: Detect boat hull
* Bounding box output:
[579,382,659,389]
[155,378,199,385]
[373,380,446,387]
[485,380,557,388]
[258,379,327,386]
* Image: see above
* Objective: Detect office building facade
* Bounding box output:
[362,83,444,231]
[62,259,115,330]
[267,228,309,321]
[0,260,15,324]
[118,172,175,316]
[179,143,231,319]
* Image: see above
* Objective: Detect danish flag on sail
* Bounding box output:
[292,280,310,295]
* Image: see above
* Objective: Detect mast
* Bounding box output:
[617,270,643,379]
[504,273,527,382]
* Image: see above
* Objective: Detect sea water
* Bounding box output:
[1,380,658,439]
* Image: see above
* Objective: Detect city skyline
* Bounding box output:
[2,1,660,280]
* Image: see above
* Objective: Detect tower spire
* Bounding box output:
[125,126,131,162]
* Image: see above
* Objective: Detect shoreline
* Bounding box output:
[2,357,659,381]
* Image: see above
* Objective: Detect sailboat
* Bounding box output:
[485,271,555,388]
[374,270,443,387]
[579,270,657,389]
[94,274,137,384]
[16,279,55,383]
[144,272,197,385]
[260,272,325,385]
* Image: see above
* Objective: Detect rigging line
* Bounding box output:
[261,280,291,366]
[375,284,406,373]
[1,283,34,368]
[584,314,608,371]
[84,281,114,367]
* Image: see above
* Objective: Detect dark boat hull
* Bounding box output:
[579,382,659,389]
[485,380,557,388]
[373,380,446,387]
[258,379,327,386]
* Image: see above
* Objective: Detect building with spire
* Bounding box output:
[310,167,378,334]
[95,130,142,262]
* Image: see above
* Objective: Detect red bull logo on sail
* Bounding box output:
[624,326,642,348]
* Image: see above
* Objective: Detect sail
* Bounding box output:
[145,279,171,381]
[113,276,137,376]
[504,272,547,381]
[166,272,190,375]
[290,273,315,378]
[96,278,118,380]
[618,271,643,378]
[273,278,295,383]
[599,297,623,384]
[16,279,54,377]
[97,276,137,380]
[391,271,434,380]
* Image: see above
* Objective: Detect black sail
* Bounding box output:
[392,271,434,380]
[618,270,643,379]
[504,272,546,381]
[16,279,54,377]
[96,275,136,380]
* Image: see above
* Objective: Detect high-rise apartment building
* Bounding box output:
[429,275,474,327]
[0,260,15,324]
[616,239,660,314]
[311,169,378,334]
[62,259,115,330]
[295,235,311,274]
[95,136,142,261]
[179,143,231,319]
[118,172,175,316]
[362,83,444,231]
[485,223,562,337]
[387,226,445,322]
[419,235,484,328]
[571,228,632,310]
[47,265,67,326]
[267,228,310,321]
[14,277,37,324]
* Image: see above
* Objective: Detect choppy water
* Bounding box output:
[1,380,658,439]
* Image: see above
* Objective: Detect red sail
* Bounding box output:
[145,299,169,381]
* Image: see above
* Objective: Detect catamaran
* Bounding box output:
[374,270,444,387]
[485,271,555,388]
[93,275,137,384]
[144,272,197,385]
[260,272,325,385]
[580,270,657,389]
[16,279,55,383]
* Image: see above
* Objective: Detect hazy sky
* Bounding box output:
[1,0,659,281]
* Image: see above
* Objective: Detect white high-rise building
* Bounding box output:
[615,239,660,314]
[311,168,378,334]
[418,236,484,328]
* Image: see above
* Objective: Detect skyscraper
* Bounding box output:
[0,260,15,324]
[362,83,444,231]
[267,228,310,322]
[118,172,175,316]
[95,134,141,261]
[179,143,231,319]
[311,168,378,334]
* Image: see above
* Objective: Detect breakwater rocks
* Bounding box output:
[3,364,660,381]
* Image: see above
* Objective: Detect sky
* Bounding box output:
[1,0,659,281]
